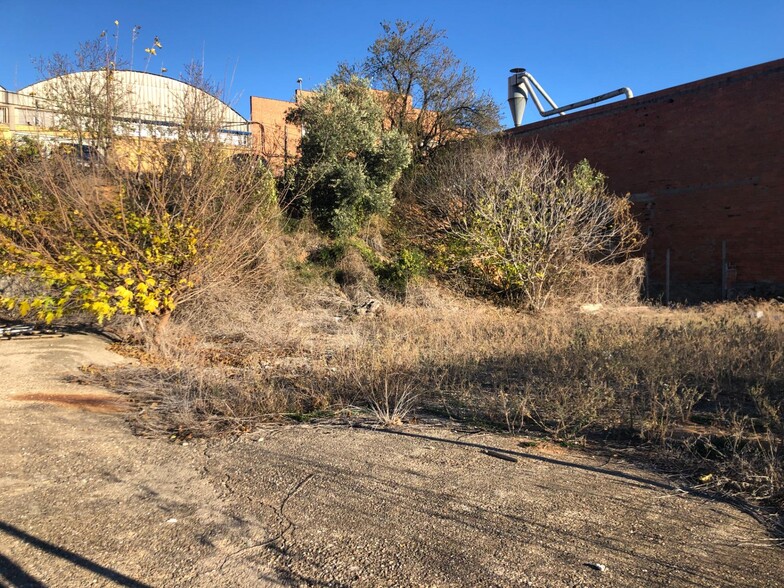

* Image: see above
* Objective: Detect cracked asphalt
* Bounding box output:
[1,333,783,587]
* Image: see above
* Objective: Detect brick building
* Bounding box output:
[249,89,312,173]
[249,87,468,173]
[507,59,784,302]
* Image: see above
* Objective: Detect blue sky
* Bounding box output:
[1,0,781,128]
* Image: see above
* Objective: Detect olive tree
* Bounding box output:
[287,77,411,236]
[337,20,500,159]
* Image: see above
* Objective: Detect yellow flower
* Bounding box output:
[114,285,133,300]
[143,297,159,313]
[19,300,31,317]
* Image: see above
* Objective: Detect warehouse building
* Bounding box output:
[0,70,251,153]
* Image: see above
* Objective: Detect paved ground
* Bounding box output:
[1,333,782,587]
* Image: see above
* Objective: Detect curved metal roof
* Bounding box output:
[20,70,247,126]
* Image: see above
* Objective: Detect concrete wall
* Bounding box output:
[507,59,784,302]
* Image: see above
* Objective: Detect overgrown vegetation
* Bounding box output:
[0,139,276,335]
[398,139,644,309]
[312,238,427,298]
[2,23,783,530]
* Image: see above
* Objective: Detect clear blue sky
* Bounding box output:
[1,0,781,128]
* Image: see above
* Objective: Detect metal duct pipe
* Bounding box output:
[538,87,634,117]
[508,68,634,127]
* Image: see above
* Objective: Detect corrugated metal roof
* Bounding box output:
[20,70,247,126]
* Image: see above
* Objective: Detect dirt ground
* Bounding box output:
[1,333,782,587]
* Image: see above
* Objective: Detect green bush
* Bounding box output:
[287,78,411,237]
[375,247,427,295]
[311,238,426,297]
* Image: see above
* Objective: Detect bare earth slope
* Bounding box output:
[1,333,782,587]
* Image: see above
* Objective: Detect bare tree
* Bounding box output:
[33,35,130,154]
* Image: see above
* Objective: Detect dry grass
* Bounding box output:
[88,243,783,518]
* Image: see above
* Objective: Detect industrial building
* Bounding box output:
[0,70,251,154]
[507,58,784,302]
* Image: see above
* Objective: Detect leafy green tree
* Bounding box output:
[288,78,411,236]
[337,20,500,159]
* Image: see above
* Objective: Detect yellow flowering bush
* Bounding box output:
[0,205,200,324]
[0,138,277,330]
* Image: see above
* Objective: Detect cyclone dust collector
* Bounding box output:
[508,68,633,127]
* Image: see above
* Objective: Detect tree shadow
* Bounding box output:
[0,521,153,588]
[356,424,676,490]
[0,552,46,588]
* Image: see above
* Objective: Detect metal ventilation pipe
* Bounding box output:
[508,68,633,127]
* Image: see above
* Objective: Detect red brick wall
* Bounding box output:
[507,59,784,301]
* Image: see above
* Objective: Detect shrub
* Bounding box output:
[375,247,427,296]
[313,237,426,299]
[0,131,278,337]
[403,140,644,309]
